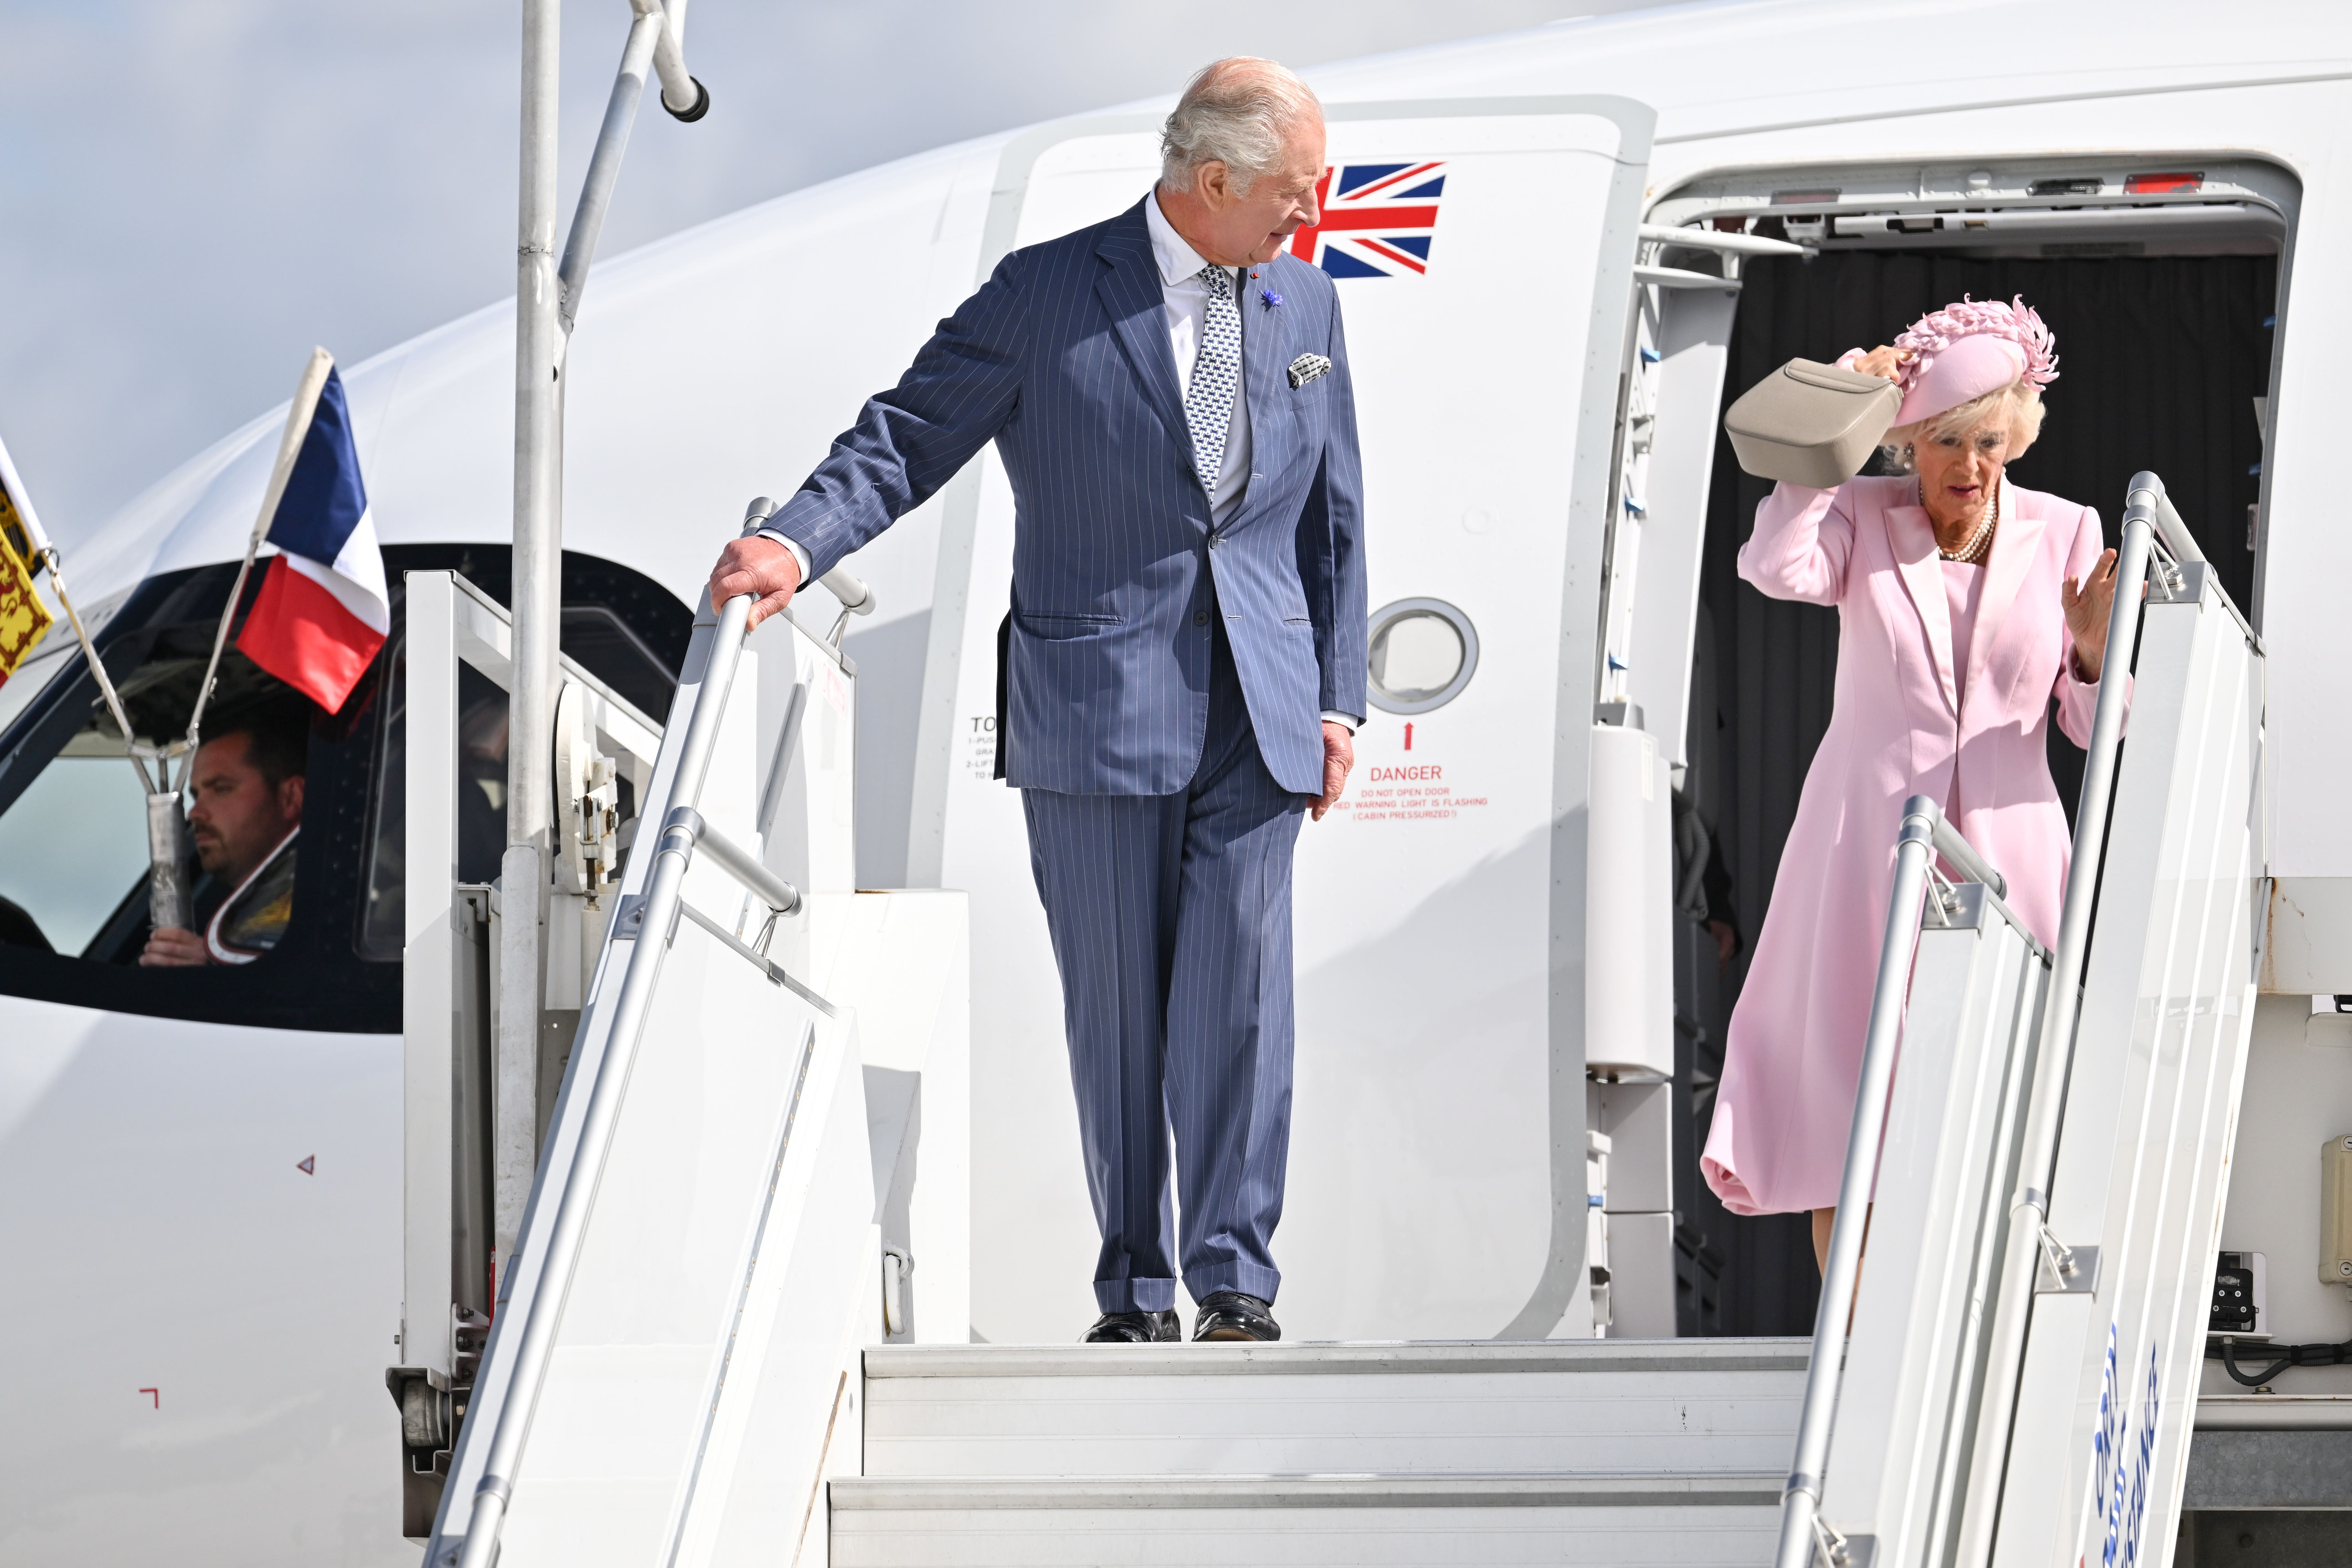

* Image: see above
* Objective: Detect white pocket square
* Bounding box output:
[1287,353,1333,389]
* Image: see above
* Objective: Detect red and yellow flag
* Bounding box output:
[0,482,52,686]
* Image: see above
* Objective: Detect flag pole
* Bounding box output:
[0,431,157,796]
[497,0,565,1280]
[134,346,332,937]
[491,0,705,1286]
[182,346,334,784]
[440,7,703,1557]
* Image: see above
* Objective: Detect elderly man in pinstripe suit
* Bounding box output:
[708,57,1366,1344]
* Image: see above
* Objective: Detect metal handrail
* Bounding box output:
[444,571,766,1568]
[669,804,802,917]
[819,563,876,646]
[2136,474,2264,653]
[1775,796,2007,1568]
[1948,470,2170,1568]
[2135,474,2206,567]
[1929,811,2006,900]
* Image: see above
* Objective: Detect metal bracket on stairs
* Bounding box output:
[2034,1242,2101,1295]
[1809,1514,1875,1568]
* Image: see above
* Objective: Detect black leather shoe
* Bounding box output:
[1080,1309,1181,1343]
[1192,1291,1281,1342]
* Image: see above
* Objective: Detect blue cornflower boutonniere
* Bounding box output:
[1260,290,1283,309]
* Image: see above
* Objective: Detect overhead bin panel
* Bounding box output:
[925,97,1654,1341]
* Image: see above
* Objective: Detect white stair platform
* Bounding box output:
[831,1473,1784,1566]
[837,1341,1803,1565]
[862,1339,1809,1478]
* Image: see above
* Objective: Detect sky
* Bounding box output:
[0,0,1669,545]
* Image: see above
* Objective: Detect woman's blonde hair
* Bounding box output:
[1879,379,2047,474]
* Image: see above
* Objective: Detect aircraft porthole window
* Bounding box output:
[1365,598,1478,715]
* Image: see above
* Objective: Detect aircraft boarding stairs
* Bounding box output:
[423,474,2263,1568]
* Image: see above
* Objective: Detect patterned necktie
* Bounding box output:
[1183,263,1242,497]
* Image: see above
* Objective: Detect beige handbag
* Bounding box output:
[1723,358,1904,488]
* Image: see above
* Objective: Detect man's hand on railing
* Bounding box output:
[708,534,802,629]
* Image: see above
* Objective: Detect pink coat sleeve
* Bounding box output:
[1739,481,1856,608]
[2051,504,2120,747]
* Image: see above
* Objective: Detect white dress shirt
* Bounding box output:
[1143,190,1253,525]
[763,188,1355,733]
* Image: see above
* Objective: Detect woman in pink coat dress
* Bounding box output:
[1699,297,2121,1270]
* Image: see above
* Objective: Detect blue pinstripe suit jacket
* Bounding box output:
[771,196,1367,797]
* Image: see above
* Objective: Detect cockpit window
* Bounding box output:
[209,830,299,961]
[0,545,683,1031]
[0,559,399,1029]
[0,747,151,953]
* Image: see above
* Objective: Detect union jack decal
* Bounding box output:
[1288,162,1445,279]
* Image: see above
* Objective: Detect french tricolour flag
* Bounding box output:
[236,366,388,712]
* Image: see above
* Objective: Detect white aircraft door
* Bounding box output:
[919,96,1658,1342]
[1585,233,1777,1334]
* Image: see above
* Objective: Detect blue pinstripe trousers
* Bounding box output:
[1022,620,1308,1314]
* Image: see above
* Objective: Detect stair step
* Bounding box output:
[865,1340,1813,1378]
[831,1473,1784,1566]
[862,1339,1809,1479]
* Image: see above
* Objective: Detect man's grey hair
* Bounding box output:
[1160,57,1322,196]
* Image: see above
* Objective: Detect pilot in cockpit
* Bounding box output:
[139,705,307,968]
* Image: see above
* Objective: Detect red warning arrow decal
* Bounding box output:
[296,1155,315,1175]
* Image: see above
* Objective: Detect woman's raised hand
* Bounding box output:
[2061,548,2121,682]
[1850,345,1910,381]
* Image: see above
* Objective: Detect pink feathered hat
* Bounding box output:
[1891,294,2059,426]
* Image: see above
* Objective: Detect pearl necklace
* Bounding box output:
[1935,481,2000,564]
